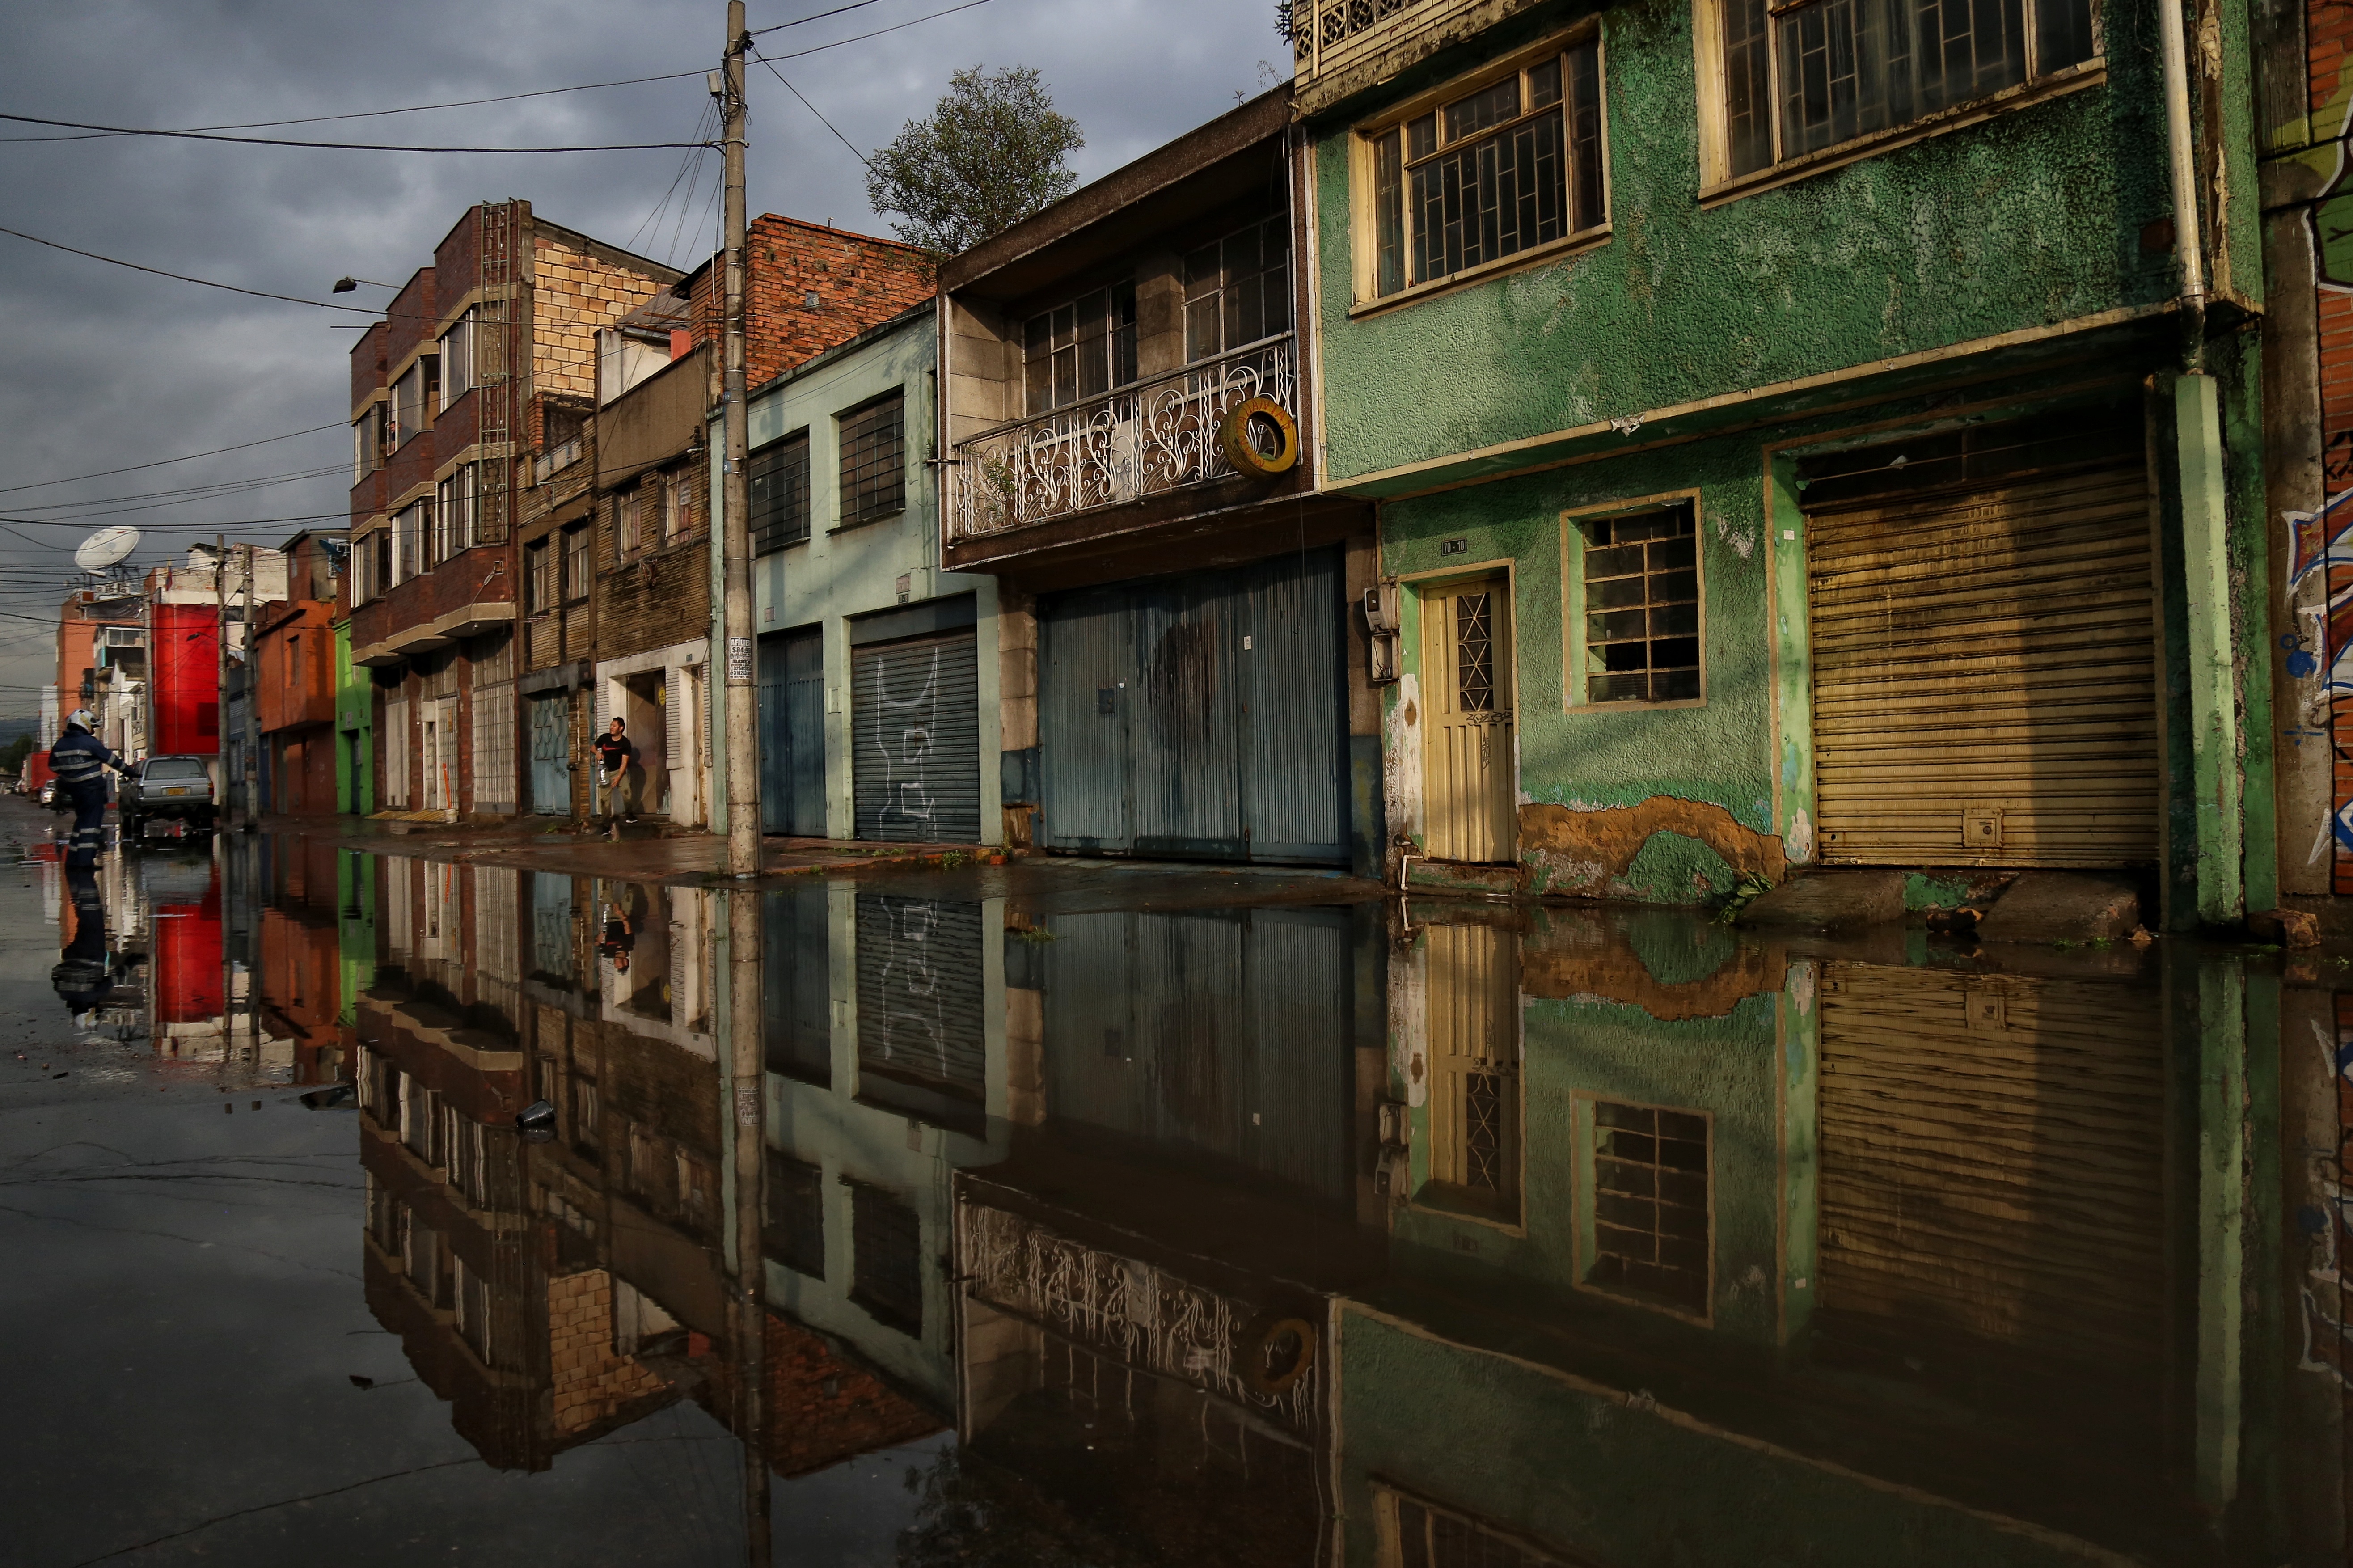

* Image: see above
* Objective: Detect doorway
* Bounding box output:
[1418,575,1515,862]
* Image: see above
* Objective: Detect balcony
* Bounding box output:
[950,337,1296,543]
[1290,0,1545,114]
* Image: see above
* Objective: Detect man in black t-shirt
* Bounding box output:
[593,718,637,837]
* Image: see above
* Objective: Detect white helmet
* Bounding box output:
[65,709,94,732]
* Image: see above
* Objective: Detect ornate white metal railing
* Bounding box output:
[1291,0,1429,71]
[960,1201,1318,1433]
[949,337,1296,542]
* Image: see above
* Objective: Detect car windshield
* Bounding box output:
[141,759,207,780]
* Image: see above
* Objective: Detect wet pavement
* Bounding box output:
[1,792,2346,1566]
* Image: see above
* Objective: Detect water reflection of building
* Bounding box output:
[256,835,346,1082]
[947,900,1390,1564]
[1345,906,2281,1568]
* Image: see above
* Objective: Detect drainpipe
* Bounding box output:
[2159,0,2242,926]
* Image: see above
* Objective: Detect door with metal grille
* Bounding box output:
[1419,577,1516,862]
[851,630,980,843]
[527,692,570,814]
[1805,458,2158,866]
[758,628,826,836]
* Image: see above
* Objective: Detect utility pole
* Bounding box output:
[718,24,769,1568]
[213,534,227,811]
[721,0,760,879]
[241,545,262,828]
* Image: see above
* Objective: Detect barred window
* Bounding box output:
[764,1151,825,1279]
[1386,1489,1574,1568]
[849,1182,922,1334]
[1365,41,1605,299]
[750,429,811,554]
[1581,505,1699,703]
[1588,1099,1710,1314]
[1721,0,2098,178]
[837,392,906,528]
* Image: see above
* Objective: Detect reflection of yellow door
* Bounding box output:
[1422,919,1519,1220]
[1420,578,1515,862]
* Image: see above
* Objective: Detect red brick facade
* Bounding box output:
[684,215,935,389]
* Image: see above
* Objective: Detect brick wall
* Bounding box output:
[534,235,670,402]
[547,1269,672,1437]
[686,216,935,389]
[697,1310,945,1476]
[593,463,712,666]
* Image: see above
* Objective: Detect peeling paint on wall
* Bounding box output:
[1384,672,1423,846]
[1518,796,1787,901]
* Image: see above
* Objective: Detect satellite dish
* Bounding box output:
[75,526,140,572]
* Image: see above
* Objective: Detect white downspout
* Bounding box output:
[2156,0,2206,346]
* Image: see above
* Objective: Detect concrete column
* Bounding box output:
[2192,951,2246,1520]
[2178,372,2244,926]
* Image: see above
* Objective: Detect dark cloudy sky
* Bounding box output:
[0,0,1291,716]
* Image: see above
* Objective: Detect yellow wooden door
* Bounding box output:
[1422,918,1520,1220]
[1420,577,1515,862]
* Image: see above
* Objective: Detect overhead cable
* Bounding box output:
[762,0,999,60]
[0,224,419,317]
[748,0,893,34]
[0,423,342,495]
[751,54,873,170]
[0,110,715,154]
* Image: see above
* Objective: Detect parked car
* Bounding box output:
[38,778,60,809]
[119,756,215,840]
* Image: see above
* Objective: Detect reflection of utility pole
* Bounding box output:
[242,545,263,828]
[728,879,767,1566]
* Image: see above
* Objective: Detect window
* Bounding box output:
[1580,505,1699,703]
[1023,285,1136,414]
[1587,1099,1710,1314]
[562,522,590,600]
[616,491,642,560]
[524,537,554,614]
[392,499,431,586]
[1365,41,1605,299]
[764,1152,825,1279]
[1383,1488,1575,1568]
[749,430,811,554]
[1184,218,1291,361]
[435,463,478,560]
[439,309,475,407]
[661,472,689,543]
[849,1182,922,1333]
[389,355,439,449]
[1719,0,2097,178]
[837,392,905,527]
[352,406,384,484]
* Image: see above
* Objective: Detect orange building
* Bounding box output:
[254,531,344,815]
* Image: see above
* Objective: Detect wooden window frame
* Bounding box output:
[1348,26,1611,316]
[1559,490,1707,711]
[1182,216,1293,364]
[1693,0,2105,203]
[562,521,591,603]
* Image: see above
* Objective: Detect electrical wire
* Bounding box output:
[0,423,343,496]
[0,69,718,143]
[761,0,1000,60]
[748,0,894,34]
[2,466,347,517]
[750,53,873,170]
[0,224,404,317]
[0,511,349,533]
[0,110,716,154]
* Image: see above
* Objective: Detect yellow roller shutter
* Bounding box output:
[1806,464,2159,867]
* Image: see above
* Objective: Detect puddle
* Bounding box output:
[0,823,2344,1565]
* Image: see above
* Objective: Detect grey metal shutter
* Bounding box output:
[854,893,985,1133]
[1242,548,1346,863]
[851,630,979,843]
[1039,587,1137,852]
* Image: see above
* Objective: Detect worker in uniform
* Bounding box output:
[47,709,128,866]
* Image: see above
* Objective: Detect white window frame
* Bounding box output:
[439,309,475,407]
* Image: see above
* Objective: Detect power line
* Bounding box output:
[763,0,1000,60]
[0,110,716,154]
[751,54,873,170]
[0,510,348,533]
[0,224,393,315]
[4,466,347,516]
[0,68,716,143]
[748,0,893,34]
[0,423,344,496]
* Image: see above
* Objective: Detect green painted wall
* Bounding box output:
[1307,0,2183,486]
[332,619,371,816]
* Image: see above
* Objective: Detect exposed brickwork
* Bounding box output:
[595,467,712,666]
[535,236,668,402]
[699,1311,945,1477]
[684,216,935,390]
[547,1269,672,1436]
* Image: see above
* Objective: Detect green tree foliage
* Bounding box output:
[0,734,33,775]
[862,66,1083,257]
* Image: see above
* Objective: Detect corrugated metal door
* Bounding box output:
[851,630,980,843]
[854,894,984,1133]
[1038,587,1135,852]
[528,692,569,814]
[1815,965,2167,1445]
[1807,464,2158,866]
[1038,549,1346,865]
[758,628,825,836]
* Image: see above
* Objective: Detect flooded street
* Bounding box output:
[1,796,2345,1566]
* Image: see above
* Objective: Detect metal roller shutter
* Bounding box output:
[851,629,980,843]
[1815,965,2167,1445]
[1806,463,2158,866]
[855,893,985,1133]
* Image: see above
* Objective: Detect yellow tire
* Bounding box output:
[1234,1312,1318,1395]
[1218,397,1300,479]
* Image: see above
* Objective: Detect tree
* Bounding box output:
[0,734,32,776]
[863,66,1083,258]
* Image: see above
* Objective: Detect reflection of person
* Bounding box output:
[48,710,130,866]
[596,898,636,973]
[592,718,638,839]
[51,862,111,1015]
